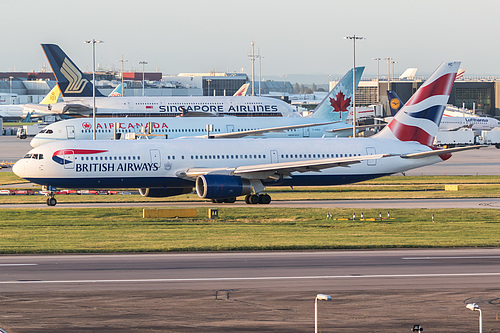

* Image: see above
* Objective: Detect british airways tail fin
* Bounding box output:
[387,90,403,116]
[109,83,125,97]
[233,83,250,96]
[308,67,364,121]
[375,61,460,146]
[41,44,104,98]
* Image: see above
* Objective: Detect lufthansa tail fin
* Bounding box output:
[39,85,61,105]
[308,67,364,121]
[41,44,104,98]
[375,61,460,146]
[387,90,403,117]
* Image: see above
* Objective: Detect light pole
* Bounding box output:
[384,57,392,90]
[315,294,332,333]
[283,74,287,95]
[466,303,482,333]
[117,55,128,96]
[258,50,263,96]
[372,57,381,103]
[392,60,398,81]
[248,41,256,96]
[139,61,148,96]
[9,76,13,94]
[344,35,365,137]
[84,39,103,140]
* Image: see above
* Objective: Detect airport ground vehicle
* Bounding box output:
[434,129,475,147]
[16,123,47,139]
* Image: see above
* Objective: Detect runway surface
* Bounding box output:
[1,249,499,292]
[2,197,500,209]
[0,249,499,332]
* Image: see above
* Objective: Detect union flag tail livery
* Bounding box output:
[375,61,460,146]
[41,44,105,99]
[309,67,364,122]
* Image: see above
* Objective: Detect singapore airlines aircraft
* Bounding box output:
[387,90,500,132]
[14,62,483,206]
[30,67,367,147]
[34,44,299,118]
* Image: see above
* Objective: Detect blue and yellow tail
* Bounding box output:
[41,44,104,98]
[308,67,364,121]
[386,90,403,116]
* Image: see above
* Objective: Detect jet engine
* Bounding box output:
[195,175,253,199]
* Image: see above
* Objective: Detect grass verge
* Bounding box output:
[0,207,498,253]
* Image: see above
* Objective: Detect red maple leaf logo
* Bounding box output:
[82,122,92,130]
[329,92,351,112]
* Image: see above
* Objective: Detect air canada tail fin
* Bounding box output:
[41,44,104,98]
[233,83,250,96]
[308,67,364,121]
[39,85,61,105]
[375,61,460,146]
[109,83,125,97]
[387,90,403,116]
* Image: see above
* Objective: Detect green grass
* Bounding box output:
[0,208,498,253]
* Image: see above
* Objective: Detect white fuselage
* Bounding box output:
[440,115,500,132]
[43,95,299,118]
[30,116,352,147]
[14,137,440,190]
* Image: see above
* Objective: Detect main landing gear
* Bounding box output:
[245,193,271,205]
[46,194,57,206]
[211,197,237,203]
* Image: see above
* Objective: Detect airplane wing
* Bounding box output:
[202,121,341,138]
[326,123,386,133]
[176,153,392,181]
[400,145,485,159]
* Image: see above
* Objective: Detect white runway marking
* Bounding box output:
[0,264,38,266]
[402,256,500,260]
[0,272,499,284]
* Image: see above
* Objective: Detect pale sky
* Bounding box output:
[3,0,499,79]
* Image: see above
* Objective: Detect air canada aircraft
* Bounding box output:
[29,67,368,147]
[387,90,500,132]
[14,61,483,206]
[32,44,299,118]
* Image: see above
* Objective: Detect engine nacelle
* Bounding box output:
[195,175,253,199]
[138,187,192,198]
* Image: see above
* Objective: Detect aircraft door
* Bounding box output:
[366,147,376,166]
[303,127,310,137]
[150,149,161,165]
[62,150,74,169]
[66,126,75,139]
[226,125,235,133]
[270,150,279,163]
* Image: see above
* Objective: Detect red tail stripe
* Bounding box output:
[388,119,434,146]
[406,73,457,106]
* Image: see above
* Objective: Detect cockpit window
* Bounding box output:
[39,129,53,134]
[23,153,43,160]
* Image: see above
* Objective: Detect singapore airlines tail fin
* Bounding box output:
[39,85,62,105]
[386,90,404,117]
[375,61,460,146]
[41,44,105,99]
[233,83,250,96]
[308,67,364,121]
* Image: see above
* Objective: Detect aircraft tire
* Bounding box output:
[259,194,271,204]
[248,194,260,205]
[48,197,57,206]
[245,194,252,204]
[224,197,236,203]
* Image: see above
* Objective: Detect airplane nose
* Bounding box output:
[12,160,24,178]
[30,138,40,148]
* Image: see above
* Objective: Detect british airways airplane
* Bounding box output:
[30,67,366,147]
[14,62,481,206]
[30,44,299,118]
